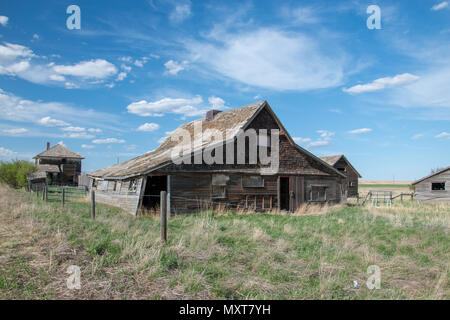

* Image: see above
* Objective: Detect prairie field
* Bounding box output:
[0,184,448,300]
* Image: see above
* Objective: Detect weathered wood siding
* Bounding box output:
[415,169,450,202]
[333,158,359,197]
[94,178,143,215]
[167,172,279,214]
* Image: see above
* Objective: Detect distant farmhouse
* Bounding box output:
[89,101,360,216]
[27,142,84,190]
[412,166,450,202]
[320,155,361,198]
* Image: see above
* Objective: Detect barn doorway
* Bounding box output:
[142,175,167,211]
[279,177,290,211]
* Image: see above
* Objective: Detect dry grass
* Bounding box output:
[0,184,448,300]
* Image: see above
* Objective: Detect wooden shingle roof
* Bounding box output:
[320,154,362,178]
[34,144,84,159]
[90,101,346,180]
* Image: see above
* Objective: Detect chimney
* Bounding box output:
[206,110,222,122]
[46,142,50,150]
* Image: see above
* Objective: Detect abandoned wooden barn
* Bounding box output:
[89,101,347,215]
[412,166,450,202]
[320,155,361,197]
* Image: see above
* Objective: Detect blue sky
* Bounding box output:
[0,0,449,180]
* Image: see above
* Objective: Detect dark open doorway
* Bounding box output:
[279,177,290,211]
[142,175,167,210]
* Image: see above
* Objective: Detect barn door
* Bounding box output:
[289,176,304,212]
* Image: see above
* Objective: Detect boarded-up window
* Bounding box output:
[128,179,137,192]
[99,180,108,191]
[242,176,264,188]
[310,186,327,201]
[212,186,226,199]
[431,182,445,191]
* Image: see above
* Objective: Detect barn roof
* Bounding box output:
[320,155,343,166]
[34,144,84,159]
[90,101,346,180]
[411,166,450,185]
[320,154,362,178]
[37,164,60,173]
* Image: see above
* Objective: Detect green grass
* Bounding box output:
[0,185,448,299]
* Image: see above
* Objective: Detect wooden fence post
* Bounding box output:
[42,186,45,201]
[62,187,65,207]
[160,191,167,243]
[91,190,95,220]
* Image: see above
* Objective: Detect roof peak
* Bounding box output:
[34,143,84,159]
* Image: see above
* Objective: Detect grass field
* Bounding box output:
[0,184,448,300]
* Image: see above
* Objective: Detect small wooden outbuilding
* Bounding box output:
[320,155,361,197]
[412,166,450,202]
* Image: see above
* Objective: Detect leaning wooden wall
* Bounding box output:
[94,177,144,215]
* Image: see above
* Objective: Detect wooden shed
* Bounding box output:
[320,155,361,197]
[89,101,347,215]
[412,166,450,202]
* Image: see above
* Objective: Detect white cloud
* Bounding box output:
[63,132,95,139]
[294,131,334,148]
[127,95,207,117]
[186,28,345,91]
[307,130,335,148]
[317,130,335,139]
[116,71,127,81]
[348,128,372,134]
[0,89,120,131]
[0,42,118,87]
[49,74,65,82]
[431,2,449,11]
[387,67,450,108]
[119,56,132,63]
[208,96,226,109]
[164,60,188,75]
[293,137,311,144]
[0,16,8,27]
[0,42,34,75]
[61,126,85,132]
[38,116,70,127]
[3,128,28,134]
[32,34,39,40]
[343,73,420,94]
[81,144,95,149]
[435,132,450,138]
[134,57,149,68]
[170,2,192,23]
[308,140,330,147]
[411,133,424,139]
[121,64,131,72]
[0,147,16,157]
[53,59,117,79]
[137,122,160,132]
[88,128,102,133]
[92,138,125,144]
